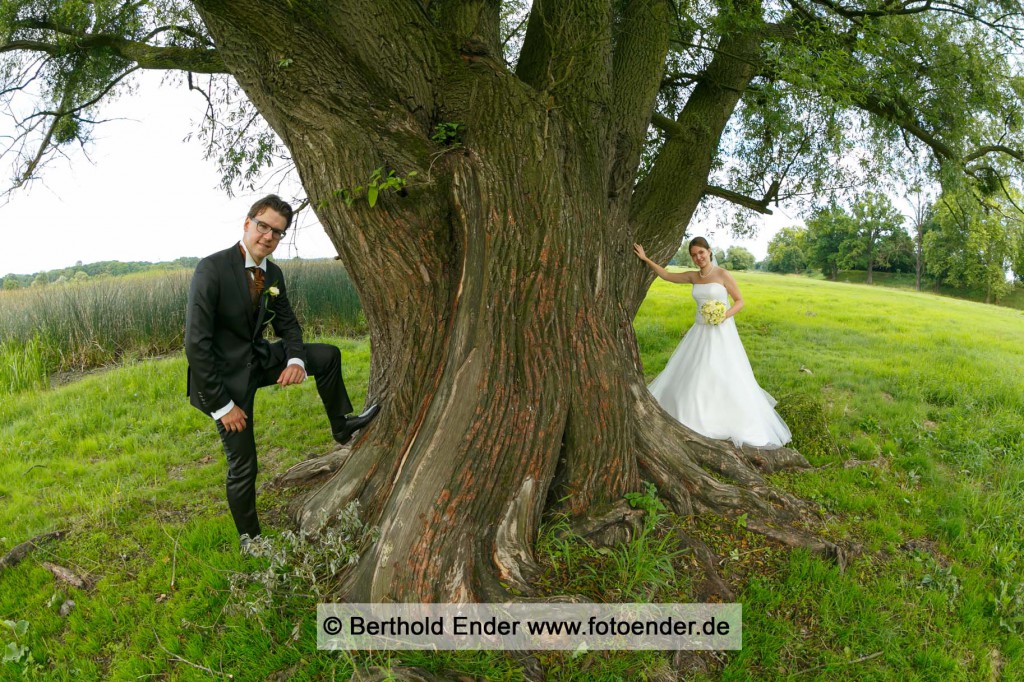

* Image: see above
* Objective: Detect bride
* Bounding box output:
[633,237,791,449]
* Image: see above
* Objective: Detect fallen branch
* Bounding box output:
[0,530,67,570]
[154,627,234,679]
[41,561,88,589]
[794,650,883,676]
[162,527,180,590]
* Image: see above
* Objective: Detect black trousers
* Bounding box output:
[216,342,354,538]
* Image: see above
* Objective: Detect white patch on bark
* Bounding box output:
[419,262,430,284]
[493,476,537,588]
[444,555,471,604]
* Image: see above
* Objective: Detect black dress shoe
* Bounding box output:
[333,403,381,445]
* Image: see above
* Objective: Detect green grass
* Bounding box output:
[2,272,1023,680]
[0,259,365,393]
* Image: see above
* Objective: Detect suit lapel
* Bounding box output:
[228,244,256,334]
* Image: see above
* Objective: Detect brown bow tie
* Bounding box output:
[247,266,264,306]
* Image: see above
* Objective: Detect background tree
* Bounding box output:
[840,192,906,284]
[764,226,808,274]
[5,0,1024,611]
[804,203,858,280]
[722,246,756,271]
[926,192,1023,303]
[907,189,938,291]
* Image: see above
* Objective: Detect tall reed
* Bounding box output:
[0,259,363,386]
[0,336,49,394]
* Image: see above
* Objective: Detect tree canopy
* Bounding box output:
[5,0,1024,215]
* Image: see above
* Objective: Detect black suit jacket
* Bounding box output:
[185,243,306,415]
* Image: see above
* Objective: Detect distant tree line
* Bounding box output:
[1,257,201,290]
[761,192,1024,304]
[670,244,756,271]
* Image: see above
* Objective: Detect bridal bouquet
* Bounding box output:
[700,300,727,325]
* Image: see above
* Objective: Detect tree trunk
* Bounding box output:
[194,0,838,604]
[915,229,923,291]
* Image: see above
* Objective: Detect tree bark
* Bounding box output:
[193,0,835,603]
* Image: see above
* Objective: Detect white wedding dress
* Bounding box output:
[647,282,791,448]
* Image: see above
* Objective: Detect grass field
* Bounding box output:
[1,272,1022,680]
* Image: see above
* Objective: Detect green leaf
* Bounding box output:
[367,185,379,208]
[14,620,27,637]
[3,641,27,663]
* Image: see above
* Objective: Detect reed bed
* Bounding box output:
[0,259,363,393]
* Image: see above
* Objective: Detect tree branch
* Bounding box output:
[964,145,1024,164]
[26,66,141,121]
[624,0,765,310]
[704,183,778,215]
[0,32,225,73]
[431,0,502,57]
[608,0,672,201]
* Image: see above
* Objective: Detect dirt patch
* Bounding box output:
[899,537,952,567]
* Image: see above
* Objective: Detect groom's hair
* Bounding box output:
[247,194,294,230]
[688,236,711,252]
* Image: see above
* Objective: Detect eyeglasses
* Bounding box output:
[249,216,287,240]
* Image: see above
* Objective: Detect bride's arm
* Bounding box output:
[633,243,691,283]
[722,271,745,318]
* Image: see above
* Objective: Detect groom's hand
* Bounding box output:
[220,405,248,433]
[276,364,306,387]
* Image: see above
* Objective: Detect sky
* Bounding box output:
[0,72,789,277]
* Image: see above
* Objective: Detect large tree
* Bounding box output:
[805,203,857,280]
[842,192,907,283]
[4,0,1024,607]
[926,190,1023,302]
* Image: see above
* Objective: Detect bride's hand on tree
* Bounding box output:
[633,243,649,262]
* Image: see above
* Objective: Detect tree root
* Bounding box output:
[740,444,811,474]
[269,447,352,490]
[562,500,645,547]
[670,529,735,602]
[633,389,847,570]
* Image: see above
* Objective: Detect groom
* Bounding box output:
[185,194,379,543]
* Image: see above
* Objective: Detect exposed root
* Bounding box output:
[561,500,645,547]
[740,444,811,473]
[493,478,546,592]
[744,518,852,571]
[289,443,390,533]
[633,388,846,568]
[269,447,352,489]
[670,529,735,602]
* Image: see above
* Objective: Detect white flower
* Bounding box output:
[700,300,726,325]
[267,286,280,297]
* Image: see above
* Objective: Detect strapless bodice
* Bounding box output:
[691,281,728,305]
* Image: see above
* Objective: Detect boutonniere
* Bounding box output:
[261,281,280,326]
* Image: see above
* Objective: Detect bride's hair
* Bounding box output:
[688,236,712,252]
